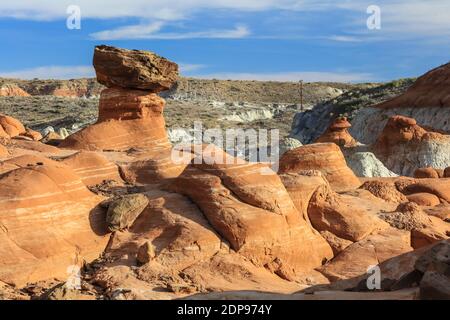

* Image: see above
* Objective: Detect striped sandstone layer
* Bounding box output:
[0,156,109,286]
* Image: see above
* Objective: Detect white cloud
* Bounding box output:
[0,65,373,82]
[179,63,206,73]
[0,63,205,79]
[326,35,362,42]
[0,66,95,80]
[90,23,250,40]
[191,71,374,83]
[90,22,165,40]
[0,1,449,40]
[0,1,307,21]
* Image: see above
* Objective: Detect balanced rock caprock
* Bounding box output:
[60,46,185,183]
[93,45,179,92]
[316,117,357,147]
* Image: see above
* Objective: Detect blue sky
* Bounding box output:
[0,0,449,82]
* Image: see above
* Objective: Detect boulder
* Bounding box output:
[0,114,26,138]
[308,184,389,242]
[414,167,440,179]
[415,241,450,299]
[318,228,413,282]
[420,271,450,299]
[359,180,407,204]
[279,143,361,192]
[106,194,149,231]
[444,167,450,178]
[407,193,441,207]
[136,241,156,265]
[93,45,179,92]
[403,180,450,203]
[41,131,63,145]
[22,128,42,141]
[107,191,222,272]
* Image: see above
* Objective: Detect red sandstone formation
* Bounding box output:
[0,114,41,141]
[1,46,449,300]
[279,143,361,192]
[376,62,450,109]
[60,88,169,152]
[414,167,440,179]
[0,143,7,157]
[375,115,426,149]
[359,180,408,204]
[0,114,26,138]
[60,151,124,186]
[93,45,179,92]
[0,155,109,286]
[60,47,185,184]
[168,146,333,276]
[407,193,441,207]
[316,117,357,147]
[372,115,450,176]
[444,167,450,178]
[0,84,30,97]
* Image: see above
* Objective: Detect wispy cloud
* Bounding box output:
[179,63,206,73]
[90,23,250,40]
[190,71,374,83]
[326,35,362,43]
[0,63,206,79]
[1,1,449,40]
[0,65,95,80]
[90,22,165,40]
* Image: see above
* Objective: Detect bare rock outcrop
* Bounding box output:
[279,143,361,192]
[0,155,109,286]
[93,45,178,92]
[60,46,186,184]
[168,146,333,276]
[414,167,440,179]
[359,180,407,204]
[60,88,170,152]
[373,115,450,176]
[60,151,124,186]
[316,117,357,147]
[0,84,30,97]
[376,62,450,109]
[308,183,390,242]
